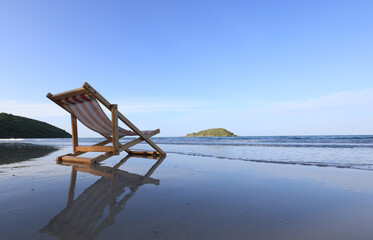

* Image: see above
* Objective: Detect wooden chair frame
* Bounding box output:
[47,82,166,164]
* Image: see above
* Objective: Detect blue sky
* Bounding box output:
[0,0,372,137]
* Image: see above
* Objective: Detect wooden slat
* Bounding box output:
[71,115,78,153]
[61,156,93,164]
[118,129,160,152]
[129,150,160,155]
[56,138,114,163]
[56,153,82,163]
[117,111,166,156]
[111,104,119,155]
[48,88,88,101]
[75,146,113,152]
[82,82,112,110]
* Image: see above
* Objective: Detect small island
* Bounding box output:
[0,113,71,138]
[184,128,237,137]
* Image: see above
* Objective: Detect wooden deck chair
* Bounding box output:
[47,82,166,164]
[40,154,165,239]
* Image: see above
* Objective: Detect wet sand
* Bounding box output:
[0,143,58,165]
[1,145,373,239]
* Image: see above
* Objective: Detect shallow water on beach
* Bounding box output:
[2,135,373,171]
[1,144,373,240]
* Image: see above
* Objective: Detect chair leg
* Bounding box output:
[71,115,78,153]
[142,138,166,156]
[111,104,119,155]
[116,112,166,156]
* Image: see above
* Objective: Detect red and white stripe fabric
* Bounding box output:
[58,94,152,138]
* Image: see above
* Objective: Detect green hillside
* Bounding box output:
[184,128,237,137]
[0,113,71,138]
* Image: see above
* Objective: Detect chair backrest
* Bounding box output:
[57,93,136,138]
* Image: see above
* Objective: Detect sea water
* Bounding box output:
[1,135,373,171]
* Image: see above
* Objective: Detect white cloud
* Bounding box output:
[116,101,203,113]
[0,99,210,118]
[2,88,373,120]
[256,88,373,112]
[0,101,67,118]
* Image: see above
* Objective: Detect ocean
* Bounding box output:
[2,135,373,171]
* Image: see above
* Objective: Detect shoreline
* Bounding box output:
[1,139,373,171]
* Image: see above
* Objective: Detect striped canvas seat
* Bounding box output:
[57,94,151,138]
[47,82,165,164]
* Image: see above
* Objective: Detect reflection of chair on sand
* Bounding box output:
[40,155,165,240]
[47,82,166,164]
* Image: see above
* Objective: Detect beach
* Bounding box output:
[1,138,373,240]
[2,1,372,239]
